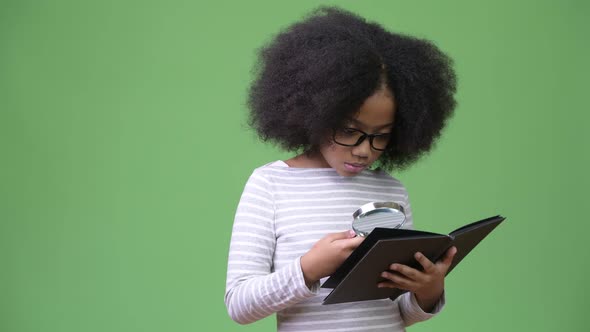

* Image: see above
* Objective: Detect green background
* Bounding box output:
[1,0,588,331]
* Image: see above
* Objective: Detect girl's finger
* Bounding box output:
[381,271,416,289]
[440,246,457,267]
[338,235,365,250]
[414,252,435,272]
[326,230,357,242]
[389,263,421,281]
[377,280,411,290]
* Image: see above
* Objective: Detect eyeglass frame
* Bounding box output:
[331,127,391,151]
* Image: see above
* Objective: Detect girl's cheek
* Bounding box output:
[326,143,339,152]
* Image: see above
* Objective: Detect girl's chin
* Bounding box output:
[336,166,365,177]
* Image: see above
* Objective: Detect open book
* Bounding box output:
[321,215,505,305]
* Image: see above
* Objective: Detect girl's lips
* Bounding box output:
[344,162,366,173]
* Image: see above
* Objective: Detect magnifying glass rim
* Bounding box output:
[352,201,405,220]
[352,201,407,236]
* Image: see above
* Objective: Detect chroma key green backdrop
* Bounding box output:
[1,0,588,331]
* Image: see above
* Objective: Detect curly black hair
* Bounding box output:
[247,6,457,171]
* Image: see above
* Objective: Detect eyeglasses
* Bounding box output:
[332,128,391,151]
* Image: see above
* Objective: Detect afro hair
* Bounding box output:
[247,6,457,171]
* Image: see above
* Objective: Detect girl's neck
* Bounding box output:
[284,151,330,168]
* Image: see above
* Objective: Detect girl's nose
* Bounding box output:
[351,138,371,158]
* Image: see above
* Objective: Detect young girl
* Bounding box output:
[225,6,458,331]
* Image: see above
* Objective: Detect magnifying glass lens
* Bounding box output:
[352,202,406,236]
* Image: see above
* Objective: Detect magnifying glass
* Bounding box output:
[352,202,406,237]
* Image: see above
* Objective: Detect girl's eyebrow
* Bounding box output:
[347,118,394,129]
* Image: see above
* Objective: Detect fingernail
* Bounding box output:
[349,230,356,237]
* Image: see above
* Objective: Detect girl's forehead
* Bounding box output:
[347,93,395,128]
[345,117,395,130]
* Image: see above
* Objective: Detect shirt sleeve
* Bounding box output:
[224,169,319,324]
[396,187,447,326]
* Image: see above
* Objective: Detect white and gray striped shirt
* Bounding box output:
[225,160,445,331]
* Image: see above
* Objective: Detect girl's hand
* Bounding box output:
[378,246,457,312]
[300,230,365,287]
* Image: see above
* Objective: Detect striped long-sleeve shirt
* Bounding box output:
[225,160,445,331]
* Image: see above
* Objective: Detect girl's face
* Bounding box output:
[317,88,395,177]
